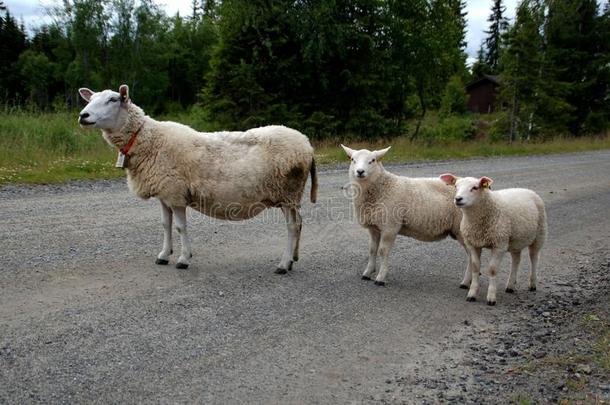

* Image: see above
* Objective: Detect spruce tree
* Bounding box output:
[545,0,605,135]
[471,43,489,79]
[484,0,509,74]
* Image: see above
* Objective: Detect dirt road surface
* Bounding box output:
[1,151,609,403]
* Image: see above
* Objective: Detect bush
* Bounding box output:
[303,111,339,139]
[440,75,468,117]
[420,115,476,142]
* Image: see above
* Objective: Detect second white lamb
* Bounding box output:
[440,174,547,305]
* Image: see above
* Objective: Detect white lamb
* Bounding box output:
[78,85,318,273]
[341,145,471,286]
[440,174,547,305]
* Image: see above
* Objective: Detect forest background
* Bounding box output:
[1,0,609,184]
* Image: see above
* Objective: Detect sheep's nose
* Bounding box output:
[455,197,463,203]
[356,169,365,177]
[79,112,89,119]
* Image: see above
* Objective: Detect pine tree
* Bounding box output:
[545,0,605,135]
[500,0,574,140]
[484,0,509,74]
[0,8,28,104]
[470,43,489,79]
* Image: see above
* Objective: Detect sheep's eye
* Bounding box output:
[107,98,118,104]
[471,186,479,191]
[370,159,375,163]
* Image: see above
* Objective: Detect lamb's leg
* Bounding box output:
[505,251,521,293]
[459,243,473,289]
[373,229,398,286]
[362,228,380,281]
[276,206,298,274]
[155,201,173,265]
[528,246,540,291]
[486,248,505,306]
[173,206,192,269]
[466,246,482,302]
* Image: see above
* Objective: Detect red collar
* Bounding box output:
[120,123,144,155]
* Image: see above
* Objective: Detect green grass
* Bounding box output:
[1,110,609,186]
[0,110,122,185]
[314,135,610,165]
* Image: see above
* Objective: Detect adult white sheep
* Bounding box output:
[341,145,471,287]
[440,174,547,305]
[78,84,318,273]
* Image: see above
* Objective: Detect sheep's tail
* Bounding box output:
[310,157,318,203]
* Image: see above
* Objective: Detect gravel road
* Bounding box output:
[1,150,609,403]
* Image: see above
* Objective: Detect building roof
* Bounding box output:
[466,74,501,90]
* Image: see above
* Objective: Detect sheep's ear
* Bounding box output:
[440,173,457,186]
[480,176,493,188]
[78,88,94,102]
[373,146,391,160]
[119,84,130,103]
[341,144,355,159]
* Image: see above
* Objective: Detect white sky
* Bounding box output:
[0,0,542,64]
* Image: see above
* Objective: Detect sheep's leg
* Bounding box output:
[362,228,381,281]
[292,208,303,263]
[173,206,192,269]
[276,206,298,274]
[373,229,398,286]
[466,246,482,302]
[486,248,505,306]
[528,246,540,291]
[459,244,473,289]
[505,251,521,293]
[155,201,173,265]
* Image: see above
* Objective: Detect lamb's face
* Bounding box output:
[78,85,130,131]
[453,176,493,208]
[340,145,391,181]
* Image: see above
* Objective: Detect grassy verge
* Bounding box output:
[0,111,122,185]
[313,135,610,165]
[1,110,609,186]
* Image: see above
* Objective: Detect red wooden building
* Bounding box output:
[466,75,501,113]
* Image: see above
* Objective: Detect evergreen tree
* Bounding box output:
[500,0,574,140]
[470,43,489,79]
[484,0,509,74]
[545,0,605,135]
[0,9,28,104]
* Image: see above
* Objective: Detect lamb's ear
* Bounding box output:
[119,84,130,103]
[78,88,94,102]
[440,173,458,186]
[373,146,391,160]
[341,144,355,159]
[480,176,493,188]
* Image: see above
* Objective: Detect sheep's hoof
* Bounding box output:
[529,286,537,292]
[155,258,169,265]
[362,275,372,281]
[275,267,288,274]
[190,253,193,258]
[374,280,385,287]
[466,296,476,302]
[176,262,189,269]
[293,255,299,262]
[505,288,515,293]
[459,284,469,289]
[487,300,496,306]
[170,249,173,254]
